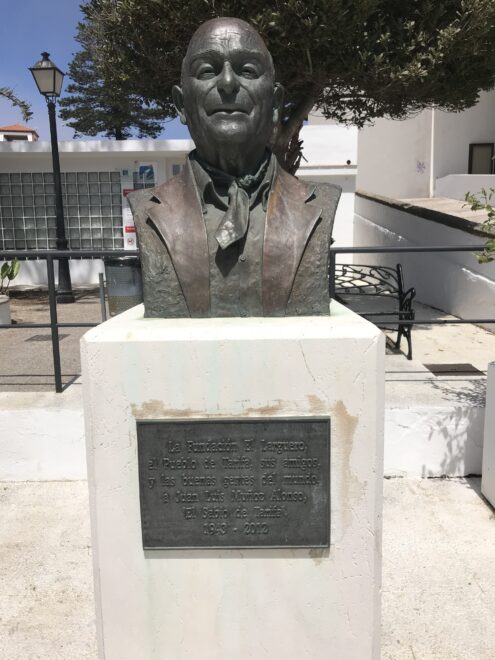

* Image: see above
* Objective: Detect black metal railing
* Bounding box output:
[1,244,495,393]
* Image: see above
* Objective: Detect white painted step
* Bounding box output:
[385,356,485,477]
[0,361,487,480]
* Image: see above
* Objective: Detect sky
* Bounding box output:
[0,0,189,141]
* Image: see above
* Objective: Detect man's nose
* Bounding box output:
[217,62,239,95]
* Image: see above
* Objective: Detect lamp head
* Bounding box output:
[30,52,64,98]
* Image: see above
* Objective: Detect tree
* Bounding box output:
[79,0,495,171]
[58,24,164,140]
[0,87,31,122]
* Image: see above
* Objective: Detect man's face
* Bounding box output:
[176,21,278,157]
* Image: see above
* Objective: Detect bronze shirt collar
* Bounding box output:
[189,150,276,213]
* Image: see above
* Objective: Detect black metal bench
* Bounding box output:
[333,263,416,359]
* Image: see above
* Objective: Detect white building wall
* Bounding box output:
[357,90,495,200]
[2,128,358,286]
[329,175,355,249]
[354,193,495,330]
[10,259,105,289]
[0,139,193,183]
[307,108,334,125]
[357,111,432,199]
[298,123,357,252]
[299,123,357,167]
[433,92,495,182]
[436,174,495,201]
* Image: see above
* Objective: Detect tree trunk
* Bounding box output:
[272,95,318,175]
[114,127,125,140]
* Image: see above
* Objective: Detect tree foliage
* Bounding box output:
[0,87,32,122]
[58,23,164,140]
[79,0,495,170]
[465,188,495,263]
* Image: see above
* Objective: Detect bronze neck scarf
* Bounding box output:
[191,151,274,249]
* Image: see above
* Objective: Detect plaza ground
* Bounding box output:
[2,288,495,391]
[1,478,494,659]
[0,291,494,658]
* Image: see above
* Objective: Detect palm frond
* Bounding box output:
[0,87,33,121]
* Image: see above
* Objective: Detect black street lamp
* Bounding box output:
[30,52,74,303]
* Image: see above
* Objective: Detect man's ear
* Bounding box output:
[172,85,187,125]
[272,83,284,125]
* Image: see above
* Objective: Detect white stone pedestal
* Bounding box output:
[81,302,384,660]
[482,361,495,506]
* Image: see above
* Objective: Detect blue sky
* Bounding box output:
[0,0,188,140]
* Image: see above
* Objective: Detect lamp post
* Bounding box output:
[30,52,74,303]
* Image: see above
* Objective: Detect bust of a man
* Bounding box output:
[128,17,341,318]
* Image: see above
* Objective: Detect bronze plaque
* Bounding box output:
[137,418,330,549]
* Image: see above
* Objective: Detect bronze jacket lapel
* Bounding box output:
[145,162,210,316]
[263,168,322,315]
[144,161,321,318]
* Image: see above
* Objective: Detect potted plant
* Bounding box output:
[0,258,20,325]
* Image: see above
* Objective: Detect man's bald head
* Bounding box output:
[181,17,275,81]
[173,16,282,176]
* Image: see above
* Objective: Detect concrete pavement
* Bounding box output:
[0,481,96,660]
[382,477,495,659]
[1,478,494,659]
[0,289,104,392]
[2,291,495,392]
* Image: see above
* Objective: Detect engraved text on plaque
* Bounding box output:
[137,418,330,548]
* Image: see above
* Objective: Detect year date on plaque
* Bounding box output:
[137,418,330,549]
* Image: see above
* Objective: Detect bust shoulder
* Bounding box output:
[273,167,341,202]
[302,179,342,229]
[307,180,342,204]
[126,187,156,217]
[127,166,196,218]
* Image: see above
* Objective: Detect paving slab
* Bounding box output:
[382,477,495,660]
[400,196,490,225]
[0,481,97,660]
[0,289,104,392]
[0,478,493,659]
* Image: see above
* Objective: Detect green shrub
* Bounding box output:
[465,189,495,263]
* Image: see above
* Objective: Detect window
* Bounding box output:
[5,135,28,141]
[0,171,123,250]
[133,164,155,190]
[468,143,494,174]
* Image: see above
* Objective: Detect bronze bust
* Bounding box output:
[128,17,341,318]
